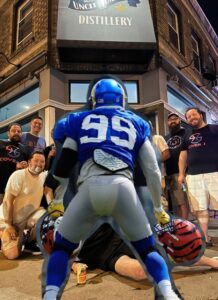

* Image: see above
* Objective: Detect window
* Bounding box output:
[16,0,33,47]
[208,54,216,74]
[69,81,139,104]
[191,33,201,72]
[69,82,90,103]
[124,81,138,104]
[167,86,194,115]
[0,115,36,140]
[167,2,181,51]
[0,85,39,122]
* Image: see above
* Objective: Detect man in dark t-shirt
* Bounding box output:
[77,223,134,272]
[0,123,28,204]
[21,116,46,156]
[178,107,218,246]
[165,113,190,219]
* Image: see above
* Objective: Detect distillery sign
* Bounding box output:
[57,0,156,48]
[68,0,139,11]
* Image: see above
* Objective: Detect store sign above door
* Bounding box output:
[57,0,156,49]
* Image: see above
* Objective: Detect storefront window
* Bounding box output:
[167,86,194,115]
[0,85,39,122]
[69,81,138,104]
[0,115,35,139]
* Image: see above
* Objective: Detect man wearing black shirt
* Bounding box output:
[165,113,190,219]
[0,123,28,204]
[178,107,218,246]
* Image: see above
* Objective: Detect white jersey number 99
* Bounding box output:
[80,114,137,150]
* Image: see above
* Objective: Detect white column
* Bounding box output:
[44,106,56,146]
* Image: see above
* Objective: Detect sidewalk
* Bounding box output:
[0,218,218,300]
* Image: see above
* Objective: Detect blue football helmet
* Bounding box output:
[90,79,127,109]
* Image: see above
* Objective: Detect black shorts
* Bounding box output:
[78,224,134,272]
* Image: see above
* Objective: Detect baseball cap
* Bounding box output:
[168,112,179,120]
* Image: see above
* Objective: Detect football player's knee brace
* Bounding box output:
[54,231,78,255]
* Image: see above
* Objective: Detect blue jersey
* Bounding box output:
[53,118,67,144]
[65,107,150,171]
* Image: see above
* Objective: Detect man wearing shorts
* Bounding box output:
[165,113,190,219]
[178,107,218,246]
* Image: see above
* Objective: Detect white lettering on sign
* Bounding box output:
[70,0,129,11]
[78,15,132,26]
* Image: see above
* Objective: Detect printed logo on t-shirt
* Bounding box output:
[5,145,21,158]
[188,133,205,149]
[189,133,203,144]
[167,136,182,149]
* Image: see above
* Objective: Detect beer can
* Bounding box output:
[76,263,87,285]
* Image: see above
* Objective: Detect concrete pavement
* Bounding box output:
[0,218,218,300]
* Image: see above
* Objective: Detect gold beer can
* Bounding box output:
[76,263,87,285]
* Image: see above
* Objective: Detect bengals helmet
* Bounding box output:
[155,218,204,264]
[89,78,127,109]
[39,213,63,254]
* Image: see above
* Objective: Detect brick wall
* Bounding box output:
[151,0,217,87]
[0,0,48,78]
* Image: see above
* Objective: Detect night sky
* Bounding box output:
[197,0,218,35]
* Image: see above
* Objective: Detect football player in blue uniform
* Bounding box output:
[43,79,180,300]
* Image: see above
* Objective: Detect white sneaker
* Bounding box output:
[43,286,59,300]
[164,291,181,300]
[43,291,57,300]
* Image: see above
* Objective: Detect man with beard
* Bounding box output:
[178,107,218,247]
[0,123,28,205]
[0,151,48,259]
[165,113,190,219]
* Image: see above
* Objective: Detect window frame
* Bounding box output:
[16,0,33,47]
[69,80,139,104]
[167,2,181,52]
[208,54,216,74]
[191,32,201,72]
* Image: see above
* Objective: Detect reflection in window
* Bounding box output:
[167,86,194,115]
[0,85,39,122]
[69,81,139,104]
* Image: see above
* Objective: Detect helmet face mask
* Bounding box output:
[90,79,127,109]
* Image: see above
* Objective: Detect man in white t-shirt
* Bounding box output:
[0,151,48,259]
